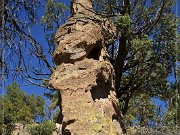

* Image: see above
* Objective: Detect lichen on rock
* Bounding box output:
[49,0,123,134]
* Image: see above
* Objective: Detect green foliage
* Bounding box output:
[124,94,159,127]
[0,95,15,135]
[0,124,15,135]
[115,14,132,32]
[162,88,180,126]
[131,36,152,48]
[0,82,45,134]
[26,94,45,120]
[28,121,56,135]
[41,0,68,30]
[94,0,179,130]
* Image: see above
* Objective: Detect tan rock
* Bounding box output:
[54,22,103,65]
[50,0,123,134]
[70,0,94,16]
[50,59,113,91]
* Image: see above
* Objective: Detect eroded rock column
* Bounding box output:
[50,0,123,134]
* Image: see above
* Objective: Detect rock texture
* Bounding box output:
[12,123,29,135]
[50,0,122,134]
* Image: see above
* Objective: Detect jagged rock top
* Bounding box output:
[70,0,94,16]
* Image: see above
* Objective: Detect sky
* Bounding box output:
[3,0,71,98]
[2,0,180,103]
[22,0,70,97]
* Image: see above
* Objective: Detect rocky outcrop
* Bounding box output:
[50,0,122,134]
[12,123,29,135]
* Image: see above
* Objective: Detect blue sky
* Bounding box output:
[21,0,70,96]
[3,0,71,97]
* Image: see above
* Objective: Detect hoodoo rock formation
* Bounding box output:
[50,0,123,134]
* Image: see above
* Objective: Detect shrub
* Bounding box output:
[28,121,56,135]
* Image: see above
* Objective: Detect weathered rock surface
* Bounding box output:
[70,0,94,16]
[50,0,122,134]
[12,123,29,135]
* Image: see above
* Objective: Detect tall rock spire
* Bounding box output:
[50,0,123,134]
